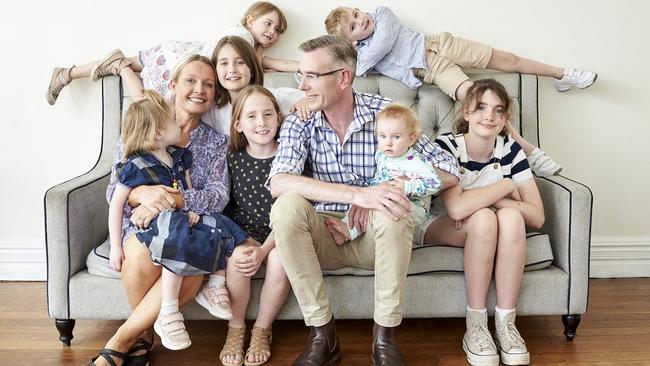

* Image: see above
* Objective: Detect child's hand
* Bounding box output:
[188,211,200,227]
[452,218,467,230]
[510,185,522,201]
[109,245,125,272]
[233,245,264,277]
[379,179,405,192]
[291,97,313,121]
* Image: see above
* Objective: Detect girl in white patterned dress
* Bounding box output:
[46,1,297,105]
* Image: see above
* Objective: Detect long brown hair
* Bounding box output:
[230,85,282,151]
[241,1,288,34]
[453,79,511,137]
[212,36,264,108]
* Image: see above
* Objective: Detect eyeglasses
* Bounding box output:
[294,68,344,84]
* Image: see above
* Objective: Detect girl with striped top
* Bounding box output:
[423,79,544,366]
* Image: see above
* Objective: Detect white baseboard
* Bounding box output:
[590,236,650,278]
[0,240,46,280]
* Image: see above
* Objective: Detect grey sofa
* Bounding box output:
[45,71,592,346]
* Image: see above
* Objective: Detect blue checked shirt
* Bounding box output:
[267,91,460,212]
[355,6,427,89]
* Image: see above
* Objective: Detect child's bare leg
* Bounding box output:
[120,57,145,101]
[221,245,255,366]
[487,49,564,79]
[247,245,289,365]
[161,268,182,306]
[254,244,289,328]
[506,121,563,176]
[454,80,474,101]
[324,218,352,245]
[225,247,252,328]
[158,268,191,350]
[48,51,141,105]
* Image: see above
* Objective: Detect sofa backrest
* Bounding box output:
[99,71,540,168]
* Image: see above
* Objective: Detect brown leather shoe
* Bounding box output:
[371,323,405,366]
[292,317,341,366]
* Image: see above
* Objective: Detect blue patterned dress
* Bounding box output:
[116,146,247,275]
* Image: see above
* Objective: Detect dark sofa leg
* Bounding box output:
[55,319,76,346]
[562,314,580,341]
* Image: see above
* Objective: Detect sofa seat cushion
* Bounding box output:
[86,232,553,279]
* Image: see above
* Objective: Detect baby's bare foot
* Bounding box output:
[325,219,352,246]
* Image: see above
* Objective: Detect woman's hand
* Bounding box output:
[129,185,179,212]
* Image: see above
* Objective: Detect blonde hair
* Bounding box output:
[170,54,215,84]
[241,1,287,34]
[230,85,283,151]
[121,89,174,158]
[453,79,511,137]
[212,36,265,108]
[324,7,348,35]
[376,104,422,138]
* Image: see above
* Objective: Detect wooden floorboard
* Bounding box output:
[0,278,649,365]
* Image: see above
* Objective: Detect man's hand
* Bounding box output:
[354,184,411,221]
[347,204,370,234]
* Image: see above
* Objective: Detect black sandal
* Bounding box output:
[89,348,129,366]
[124,338,154,366]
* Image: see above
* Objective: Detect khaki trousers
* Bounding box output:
[270,192,413,327]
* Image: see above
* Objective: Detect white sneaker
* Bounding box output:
[495,311,530,365]
[154,311,192,351]
[555,68,597,92]
[195,281,233,320]
[463,310,499,366]
[528,148,563,177]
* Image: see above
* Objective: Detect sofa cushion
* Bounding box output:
[86,232,553,279]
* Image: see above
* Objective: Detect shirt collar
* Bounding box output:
[311,90,374,131]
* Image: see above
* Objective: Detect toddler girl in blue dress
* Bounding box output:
[108,89,248,351]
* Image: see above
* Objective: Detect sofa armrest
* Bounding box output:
[44,161,112,319]
[535,175,593,314]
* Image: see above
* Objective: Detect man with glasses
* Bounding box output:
[267,35,460,366]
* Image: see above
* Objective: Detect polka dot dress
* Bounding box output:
[225,149,275,243]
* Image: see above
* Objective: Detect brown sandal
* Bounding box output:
[244,326,272,366]
[220,326,246,366]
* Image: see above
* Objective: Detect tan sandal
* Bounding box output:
[89,49,134,81]
[244,326,272,366]
[46,67,72,105]
[220,326,246,366]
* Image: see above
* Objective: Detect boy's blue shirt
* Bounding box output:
[355,6,427,89]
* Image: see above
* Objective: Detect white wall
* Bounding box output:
[1,0,648,279]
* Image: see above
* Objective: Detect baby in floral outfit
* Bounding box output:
[325,104,443,246]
